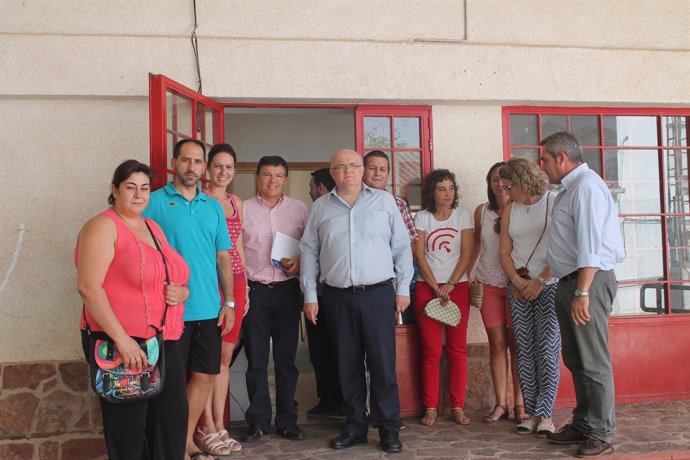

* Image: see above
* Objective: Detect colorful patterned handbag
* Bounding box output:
[424,298,461,327]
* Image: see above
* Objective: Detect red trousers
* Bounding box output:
[413,280,470,409]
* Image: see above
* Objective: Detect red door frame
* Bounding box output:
[149,74,225,189]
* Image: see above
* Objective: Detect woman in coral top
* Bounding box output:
[196,144,247,455]
[77,160,190,460]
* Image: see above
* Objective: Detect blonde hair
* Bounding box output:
[499,157,547,196]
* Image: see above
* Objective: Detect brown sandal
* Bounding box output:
[483,404,509,423]
[513,405,529,424]
[420,408,438,426]
[450,407,471,425]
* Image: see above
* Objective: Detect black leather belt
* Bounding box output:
[248,279,299,289]
[325,280,392,293]
[560,270,579,283]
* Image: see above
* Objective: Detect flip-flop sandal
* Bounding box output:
[483,405,509,423]
[450,408,471,425]
[420,408,437,426]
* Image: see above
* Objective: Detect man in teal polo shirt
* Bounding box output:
[144,138,235,459]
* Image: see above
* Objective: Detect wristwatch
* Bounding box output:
[223,300,237,310]
[574,289,590,298]
[447,279,458,287]
[537,276,548,286]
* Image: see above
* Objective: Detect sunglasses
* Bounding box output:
[501,184,515,192]
[493,217,501,234]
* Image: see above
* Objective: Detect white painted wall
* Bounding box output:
[1,0,689,362]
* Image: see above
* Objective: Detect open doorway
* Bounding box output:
[226,107,354,207]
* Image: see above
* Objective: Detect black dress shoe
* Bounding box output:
[329,431,368,449]
[379,429,402,453]
[243,423,264,442]
[547,423,588,445]
[307,400,333,417]
[277,424,305,441]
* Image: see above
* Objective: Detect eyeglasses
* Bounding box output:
[501,184,515,192]
[331,163,364,172]
[493,217,501,234]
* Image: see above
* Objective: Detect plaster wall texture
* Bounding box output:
[0,98,149,363]
[4,0,688,49]
[3,35,689,104]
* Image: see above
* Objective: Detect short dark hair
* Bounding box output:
[311,167,335,191]
[256,156,289,176]
[208,143,237,165]
[540,131,584,163]
[173,138,206,160]
[363,150,390,169]
[486,161,506,211]
[421,169,459,213]
[108,160,153,206]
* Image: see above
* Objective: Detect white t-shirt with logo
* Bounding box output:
[414,207,473,282]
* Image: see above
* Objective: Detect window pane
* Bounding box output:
[603,116,658,146]
[197,104,215,148]
[510,148,539,162]
[541,115,568,139]
[364,117,391,148]
[605,149,660,213]
[617,215,663,283]
[667,214,690,281]
[571,115,600,146]
[166,133,175,168]
[167,91,192,138]
[394,117,420,148]
[665,149,689,214]
[663,116,687,147]
[510,115,538,145]
[615,282,663,315]
[393,151,421,207]
[583,148,602,176]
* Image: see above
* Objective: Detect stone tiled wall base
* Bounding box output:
[0,361,106,459]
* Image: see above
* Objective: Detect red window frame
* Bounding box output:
[149,74,225,189]
[355,105,433,209]
[503,106,690,316]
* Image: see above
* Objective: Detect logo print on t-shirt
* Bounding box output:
[426,227,458,254]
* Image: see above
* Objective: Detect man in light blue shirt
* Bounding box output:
[300,149,413,454]
[541,132,624,458]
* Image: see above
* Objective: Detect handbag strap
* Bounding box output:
[524,193,550,268]
[145,220,170,329]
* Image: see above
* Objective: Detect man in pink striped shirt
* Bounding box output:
[241,156,309,443]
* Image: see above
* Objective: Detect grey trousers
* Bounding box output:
[555,270,617,443]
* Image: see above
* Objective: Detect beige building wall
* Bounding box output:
[1,0,689,362]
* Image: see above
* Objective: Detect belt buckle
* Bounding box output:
[352,285,365,293]
[266,282,276,288]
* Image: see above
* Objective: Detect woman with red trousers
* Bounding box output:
[413,169,474,426]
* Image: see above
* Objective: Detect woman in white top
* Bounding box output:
[470,162,526,425]
[412,169,474,426]
[498,158,560,437]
